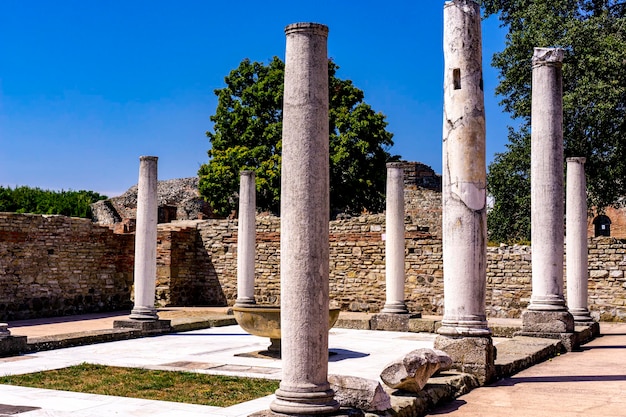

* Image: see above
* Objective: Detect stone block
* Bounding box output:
[434,336,496,385]
[0,335,27,357]
[371,313,419,332]
[522,310,574,333]
[113,319,172,334]
[328,375,391,412]
[380,348,453,393]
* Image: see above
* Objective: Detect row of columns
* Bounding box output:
[104,5,595,414]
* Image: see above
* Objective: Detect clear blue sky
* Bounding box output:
[0,0,514,197]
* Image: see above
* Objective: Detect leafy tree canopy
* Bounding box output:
[482,0,626,243]
[0,186,107,218]
[198,57,398,218]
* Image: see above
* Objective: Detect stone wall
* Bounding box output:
[0,213,134,321]
[1,210,625,322]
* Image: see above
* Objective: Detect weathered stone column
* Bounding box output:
[381,162,409,314]
[566,157,593,322]
[129,156,159,321]
[434,0,494,385]
[270,23,339,415]
[235,170,256,307]
[522,48,574,344]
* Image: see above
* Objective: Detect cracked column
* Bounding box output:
[434,0,494,385]
[235,170,256,307]
[522,48,574,343]
[381,162,409,314]
[566,157,593,322]
[270,22,339,415]
[129,156,160,321]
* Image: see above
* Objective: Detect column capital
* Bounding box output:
[240,170,255,177]
[386,161,405,169]
[139,155,158,162]
[532,47,564,68]
[284,22,328,37]
[566,157,586,165]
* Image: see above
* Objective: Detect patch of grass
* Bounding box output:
[0,363,279,406]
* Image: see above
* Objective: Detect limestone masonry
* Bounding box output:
[1,204,625,322]
[1,187,625,322]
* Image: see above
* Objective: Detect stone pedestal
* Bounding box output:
[269,22,339,416]
[381,163,410,315]
[566,157,593,323]
[371,313,411,332]
[235,170,257,307]
[113,319,171,334]
[524,47,574,335]
[0,323,27,357]
[433,336,496,385]
[129,156,159,321]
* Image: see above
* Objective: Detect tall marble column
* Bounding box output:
[235,170,256,307]
[437,0,490,338]
[381,162,409,314]
[521,47,575,347]
[129,156,159,321]
[566,157,593,322]
[434,0,494,385]
[270,22,339,415]
[522,48,575,338]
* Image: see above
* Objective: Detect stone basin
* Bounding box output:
[232,305,341,353]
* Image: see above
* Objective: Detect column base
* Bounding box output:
[371,312,421,332]
[129,306,159,321]
[270,387,340,416]
[380,302,409,315]
[234,298,257,307]
[521,309,574,333]
[569,307,593,323]
[251,408,363,417]
[437,317,491,337]
[433,335,496,385]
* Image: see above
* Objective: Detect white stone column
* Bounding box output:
[381,162,409,314]
[437,0,490,337]
[528,47,569,312]
[270,22,339,415]
[523,47,574,338]
[566,157,592,322]
[235,170,256,307]
[129,156,159,321]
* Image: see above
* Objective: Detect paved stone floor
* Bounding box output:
[2,312,625,417]
[427,322,626,417]
[1,322,437,416]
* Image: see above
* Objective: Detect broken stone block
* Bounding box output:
[379,348,453,392]
[328,374,391,412]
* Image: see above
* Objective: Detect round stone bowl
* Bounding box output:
[232,305,341,352]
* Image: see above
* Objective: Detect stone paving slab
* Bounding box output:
[0,310,612,417]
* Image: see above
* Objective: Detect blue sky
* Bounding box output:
[0,0,514,197]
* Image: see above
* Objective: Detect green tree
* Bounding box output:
[198,57,397,218]
[0,186,107,218]
[482,0,626,243]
